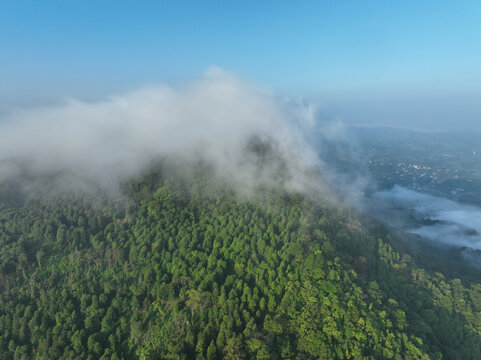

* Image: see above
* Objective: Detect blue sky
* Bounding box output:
[1,0,480,130]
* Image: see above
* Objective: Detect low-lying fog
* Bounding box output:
[368,185,481,251]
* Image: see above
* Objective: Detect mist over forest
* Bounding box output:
[0,68,328,199]
[2,70,481,359]
[2,68,480,265]
[2,2,481,359]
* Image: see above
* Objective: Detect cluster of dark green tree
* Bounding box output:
[0,168,481,359]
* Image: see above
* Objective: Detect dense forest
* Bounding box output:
[1,165,481,359]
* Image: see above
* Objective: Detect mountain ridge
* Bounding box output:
[0,165,480,359]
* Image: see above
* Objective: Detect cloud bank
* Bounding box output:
[0,67,323,196]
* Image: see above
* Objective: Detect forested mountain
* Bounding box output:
[1,166,481,359]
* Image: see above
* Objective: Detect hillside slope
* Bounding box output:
[0,169,480,359]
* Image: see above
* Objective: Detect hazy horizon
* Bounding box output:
[1,1,480,132]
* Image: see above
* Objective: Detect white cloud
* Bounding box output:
[0,67,322,195]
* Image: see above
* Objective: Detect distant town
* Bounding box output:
[355,127,481,206]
